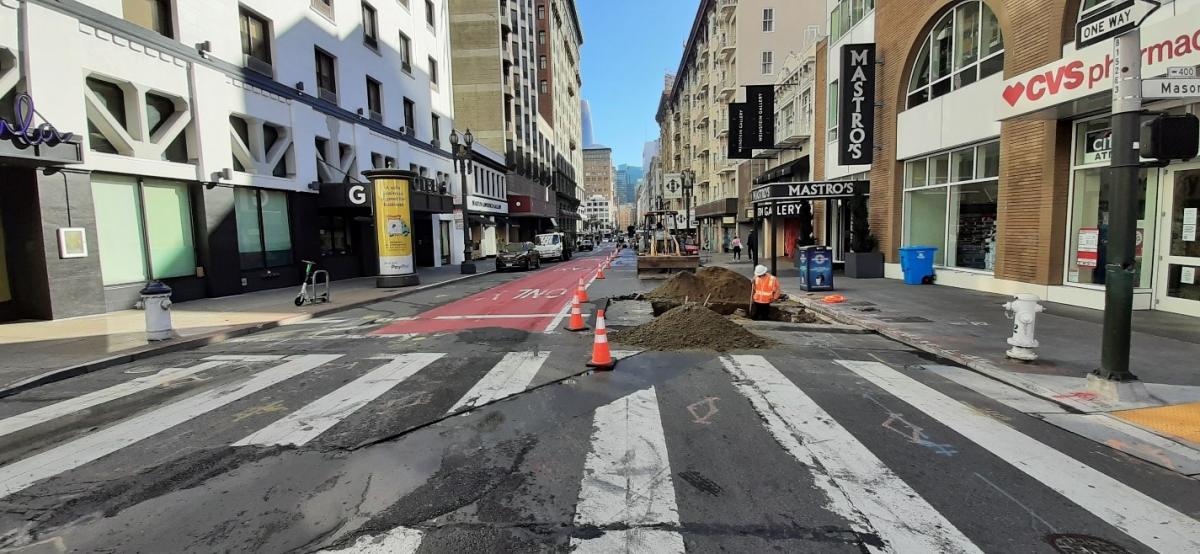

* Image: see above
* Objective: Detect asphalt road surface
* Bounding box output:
[0,246,1198,553]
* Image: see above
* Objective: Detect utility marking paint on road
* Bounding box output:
[571,386,683,553]
[922,365,1067,414]
[865,394,957,457]
[835,360,1200,553]
[0,354,342,498]
[234,353,444,447]
[722,355,981,554]
[447,351,549,413]
[318,526,424,553]
[686,397,720,425]
[0,361,230,440]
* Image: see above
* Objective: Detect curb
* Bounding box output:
[0,270,495,399]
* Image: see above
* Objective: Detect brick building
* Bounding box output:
[806,0,1200,317]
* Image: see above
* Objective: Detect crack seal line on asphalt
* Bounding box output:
[346,351,645,452]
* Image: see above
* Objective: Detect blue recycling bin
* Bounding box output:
[796,246,834,291]
[899,246,938,285]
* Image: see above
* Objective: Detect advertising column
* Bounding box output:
[363,169,421,288]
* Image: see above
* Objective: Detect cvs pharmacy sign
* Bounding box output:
[999,5,1200,119]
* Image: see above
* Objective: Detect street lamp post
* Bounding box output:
[450,129,476,274]
[681,169,694,242]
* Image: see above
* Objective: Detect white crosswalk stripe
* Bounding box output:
[723,355,982,554]
[0,360,230,440]
[317,526,424,553]
[448,351,549,413]
[571,386,684,553]
[0,354,342,499]
[235,353,444,447]
[837,359,1200,553]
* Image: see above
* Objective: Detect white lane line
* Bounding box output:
[0,361,231,440]
[545,267,602,334]
[432,313,560,320]
[0,354,342,498]
[723,355,980,554]
[922,365,1067,414]
[318,526,424,553]
[203,355,286,362]
[448,351,549,413]
[235,353,444,447]
[571,386,683,553]
[836,360,1200,553]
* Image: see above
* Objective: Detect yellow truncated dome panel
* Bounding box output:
[1114,403,1200,447]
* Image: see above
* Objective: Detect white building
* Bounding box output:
[0,0,461,320]
[582,194,612,232]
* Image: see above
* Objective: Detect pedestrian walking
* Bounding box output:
[747,229,759,267]
[750,264,781,321]
[731,235,743,261]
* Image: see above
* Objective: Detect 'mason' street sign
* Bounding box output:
[1142,78,1200,98]
[1075,0,1161,50]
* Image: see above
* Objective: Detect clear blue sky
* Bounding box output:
[579,0,698,169]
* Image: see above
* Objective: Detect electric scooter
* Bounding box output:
[295,259,330,306]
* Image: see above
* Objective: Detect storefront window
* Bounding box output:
[92,174,195,286]
[318,216,354,256]
[235,188,293,269]
[904,140,1000,271]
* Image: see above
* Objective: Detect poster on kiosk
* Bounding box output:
[363,169,421,288]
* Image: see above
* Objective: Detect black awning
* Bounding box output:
[755,156,810,185]
[318,181,371,210]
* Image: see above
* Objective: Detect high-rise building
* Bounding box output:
[535,0,586,240]
[581,98,595,147]
[615,164,644,205]
[582,146,615,202]
[657,0,824,252]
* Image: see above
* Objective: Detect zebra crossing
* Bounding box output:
[1,350,1198,553]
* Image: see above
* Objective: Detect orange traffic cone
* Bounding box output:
[566,294,589,332]
[576,278,590,303]
[587,309,615,370]
[596,264,606,280]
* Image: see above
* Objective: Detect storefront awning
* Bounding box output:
[755,156,810,185]
[750,180,869,204]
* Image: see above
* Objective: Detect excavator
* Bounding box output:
[635,210,700,279]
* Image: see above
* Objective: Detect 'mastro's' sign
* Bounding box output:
[999,6,1200,119]
[0,94,75,147]
[839,44,875,166]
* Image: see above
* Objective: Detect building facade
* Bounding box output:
[615,163,642,205]
[807,0,1200,317]
[534,0,585,242]
[582,194,612,233]
[657,0,824,254]
[582,145,615,206]
[0,0,458,322]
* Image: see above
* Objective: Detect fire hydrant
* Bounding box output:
[1003,293,1044,361]
[138,280,174,341]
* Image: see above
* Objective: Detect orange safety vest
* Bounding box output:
[753,275,780,304]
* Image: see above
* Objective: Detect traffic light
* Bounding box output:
[1140,114,1199,161]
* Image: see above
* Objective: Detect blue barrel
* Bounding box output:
[899,246,938,285]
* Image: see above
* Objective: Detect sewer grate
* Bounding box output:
[1046,534,1133,554]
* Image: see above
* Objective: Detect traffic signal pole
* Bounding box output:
[1098,30,1142,382]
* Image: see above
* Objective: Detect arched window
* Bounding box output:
[906,1,1003,109]
[1079,0,1109,17]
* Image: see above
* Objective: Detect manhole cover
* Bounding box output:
[877,316,932,323]
[1046,534,1133,554]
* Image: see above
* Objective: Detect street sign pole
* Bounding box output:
[1099,29,1142,382]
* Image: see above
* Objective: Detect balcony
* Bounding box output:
[776,114,813,148]
[719,0,737,16]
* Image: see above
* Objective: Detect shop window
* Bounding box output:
[235,188,293,270]
[92,174,196,286]
[318,216,354,256]
[904,141,1000,271]
[906,1,1003,109]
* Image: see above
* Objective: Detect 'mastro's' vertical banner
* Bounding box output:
[727,102,753,159]
[745,85,776,149]
[362,169,419,286]
[839,43,876,166]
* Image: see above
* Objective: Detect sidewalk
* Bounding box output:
[0,260,494,397]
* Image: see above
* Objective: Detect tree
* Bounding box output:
[849,188,877,253]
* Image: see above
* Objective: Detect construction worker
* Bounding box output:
[751,264,781,321]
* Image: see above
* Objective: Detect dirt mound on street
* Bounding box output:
[610,304,772,352]
[647,266,752,305]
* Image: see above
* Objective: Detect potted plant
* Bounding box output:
[845,189,884,279]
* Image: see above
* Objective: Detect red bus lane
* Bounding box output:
[372,254,609,334]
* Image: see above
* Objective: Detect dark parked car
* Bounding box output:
[496,242,542,271]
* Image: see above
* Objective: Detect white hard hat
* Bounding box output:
[754,265,768,277]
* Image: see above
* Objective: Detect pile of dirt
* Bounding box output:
[610,304,772,352]
[647,266,752,305]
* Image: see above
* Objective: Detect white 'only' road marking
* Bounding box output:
[0,354,343,498]
[571,386,684,553]
[837,359,1200,553]
[235,353,444,447]
[723,355,981,554]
